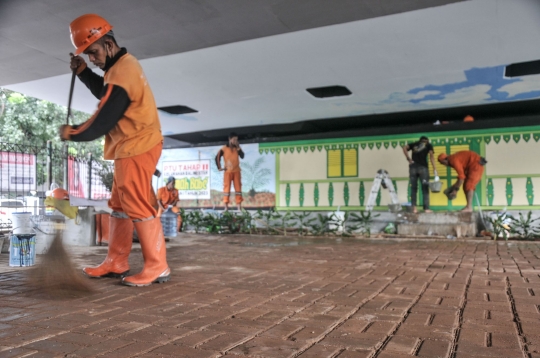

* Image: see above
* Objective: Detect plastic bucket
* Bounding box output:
[11,212,34,234]
[388,204,402,213]
[429,181,443,193]
[9,234,36,266]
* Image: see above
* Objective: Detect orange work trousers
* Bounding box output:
[95,212,110,245]
[223,170,243,204]
[109,142,162,220]
[463,163,484,192]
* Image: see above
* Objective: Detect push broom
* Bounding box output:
[27,62,95,298]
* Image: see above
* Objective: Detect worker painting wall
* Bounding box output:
[160,124,540,211]
[258,124,540,211]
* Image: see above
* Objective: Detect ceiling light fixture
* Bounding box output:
[505,59,540,77]
[158,105,198,115]
[306,85,352,98]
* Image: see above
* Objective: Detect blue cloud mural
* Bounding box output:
[333,64,540,119]
[409,65,540,103]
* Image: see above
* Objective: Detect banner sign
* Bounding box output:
[162,160,211,199]
[0,151,36,191]
[68,157,111,206]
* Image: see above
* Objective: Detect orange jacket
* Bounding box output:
[157,187,179,209]
[447,151,482,180]
[66,50,163,160]
[215,145,244,172]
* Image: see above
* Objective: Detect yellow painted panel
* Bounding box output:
[486,141,540,176]
[430,180,449,206]
[280,150,327,181]
[328,149,342,177]
[450,145,470,154]
[430,146,447,176]
[343,149,357,176]
[453,186,467,207]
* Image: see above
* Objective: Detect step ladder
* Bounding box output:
[366,169,401,211]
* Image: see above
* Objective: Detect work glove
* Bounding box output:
[434,170,439,182]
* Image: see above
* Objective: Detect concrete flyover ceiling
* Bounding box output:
[0,0,464,85]
[2,0,540,147]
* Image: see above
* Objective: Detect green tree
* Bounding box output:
[0,89,103,157]
[0,89,105,187]
[240,156,272,196]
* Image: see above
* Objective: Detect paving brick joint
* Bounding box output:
[0,234,539,358]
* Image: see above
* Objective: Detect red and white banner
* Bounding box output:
[0,151,36,191]
[68,157,111,206]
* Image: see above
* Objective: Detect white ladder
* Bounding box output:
[366,169,401,211]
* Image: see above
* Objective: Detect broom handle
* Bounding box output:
[66,69,76,125]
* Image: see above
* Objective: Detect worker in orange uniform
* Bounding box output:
[215,132,244,211]
[157,176,182,233]
[59,14,169,287]
[438,151,487,212]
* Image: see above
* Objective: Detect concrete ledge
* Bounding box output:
[400,212,478,224]
[397,223,476,237]
[397,212,479,237]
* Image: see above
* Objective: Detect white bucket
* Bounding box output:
[11,212,34,234]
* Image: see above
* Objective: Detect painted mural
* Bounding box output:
[159,124,540,212]
[156,143,275,208]
[333,65,540,117]
[258,124,540,212]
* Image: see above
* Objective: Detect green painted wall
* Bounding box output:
[262,125,540,211]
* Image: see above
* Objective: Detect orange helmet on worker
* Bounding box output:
[70,14,113,55]
[63,14,169,287]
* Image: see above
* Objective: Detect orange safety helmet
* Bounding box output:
[438,153,448,162]
[70,14,114,55]
[51,188,69,200]
[463,115,474,122]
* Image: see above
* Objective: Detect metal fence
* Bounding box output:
[0,141,111,232]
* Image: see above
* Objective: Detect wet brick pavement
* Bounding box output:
[0,234,539,357]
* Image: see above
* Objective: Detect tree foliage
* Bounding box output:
[0,89,106,189]
[241,156,272,193]
[0,89,104,158]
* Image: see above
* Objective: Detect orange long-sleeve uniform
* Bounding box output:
[63,48,163,220]
[156,186,182,231]
[447,151,484,192]
[157,187,179,214]
[215,145,244,204]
